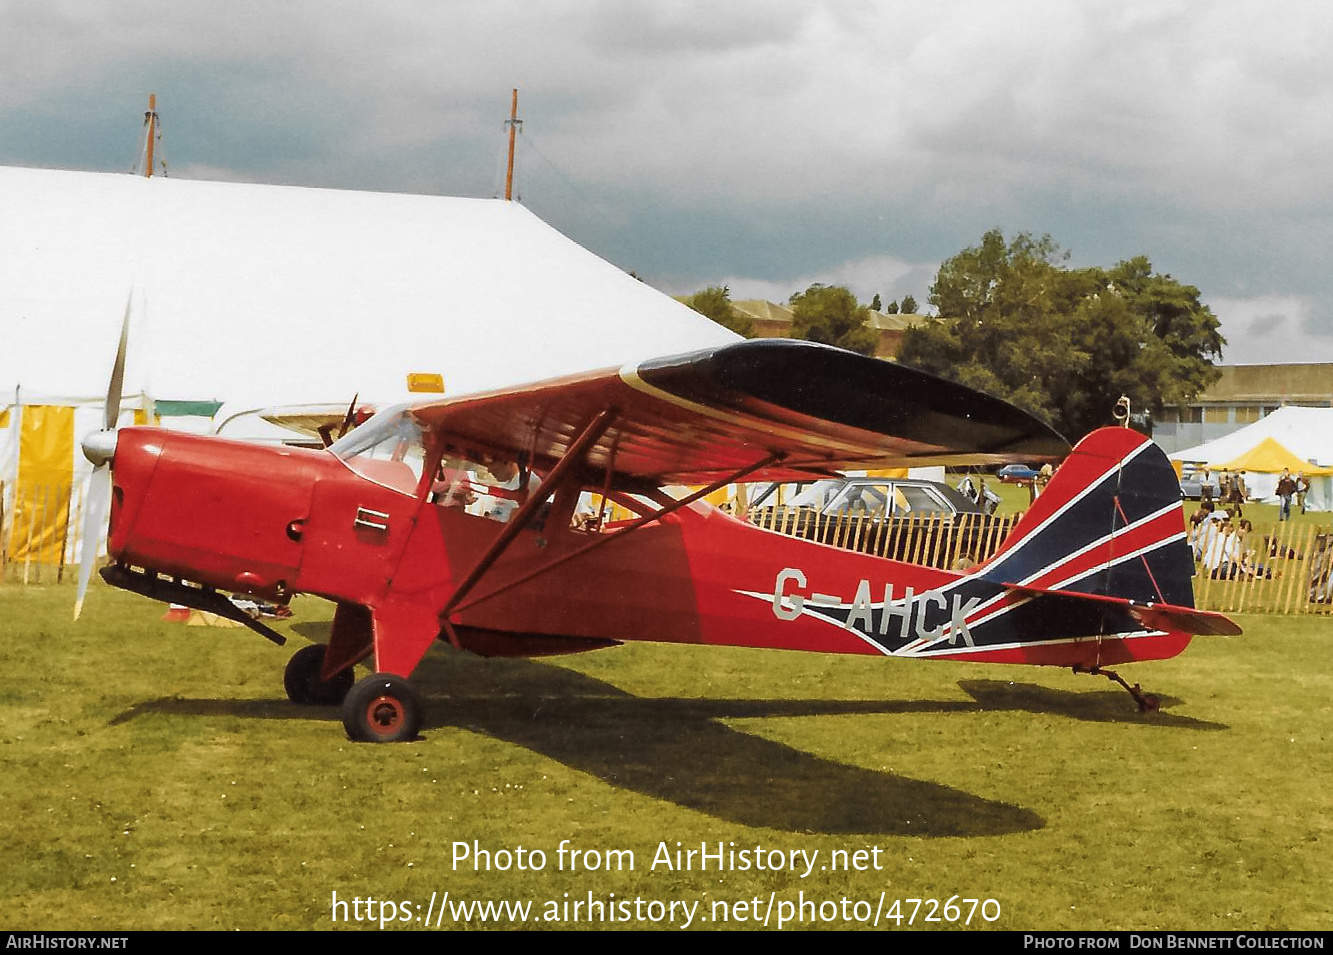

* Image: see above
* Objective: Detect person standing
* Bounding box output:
[1276,468,1297,521]
[1229,471,1248,518]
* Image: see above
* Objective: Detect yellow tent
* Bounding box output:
[1215,436,1333,512]
[1219,437,1333,477]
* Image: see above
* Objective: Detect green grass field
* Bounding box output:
[1,581,1329,931]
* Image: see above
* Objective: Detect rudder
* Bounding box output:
[979,427,1195,608]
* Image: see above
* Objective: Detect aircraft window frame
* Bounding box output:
[431,455,541,524]
[328,406,426,495]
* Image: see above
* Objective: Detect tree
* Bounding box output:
[900,294,918,314]
[870,293,882,312]
[683,285,753,337]
[897,229,1224,439]
[787,284,879,356]
[885,299,900,314]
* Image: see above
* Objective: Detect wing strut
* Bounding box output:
[438,409,617,638]
[444,450,783,624]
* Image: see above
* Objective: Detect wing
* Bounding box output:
[257,405,349,439]
[254,401,372,445]
[408,339,1068,486]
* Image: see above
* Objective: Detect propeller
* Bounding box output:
[317,393,359,448]
[336,392,360,440]
[74,293,131,620]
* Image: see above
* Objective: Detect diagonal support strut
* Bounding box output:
[439,409,617,626]
[447,451,783,619]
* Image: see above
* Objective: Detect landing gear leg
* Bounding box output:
[1073,665,1160,713]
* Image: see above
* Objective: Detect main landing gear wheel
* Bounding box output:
[283,644,355,706]
[342,674,422,743]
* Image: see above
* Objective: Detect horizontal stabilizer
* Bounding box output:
[1002,582,1242,637]
[1128,604,1243,637]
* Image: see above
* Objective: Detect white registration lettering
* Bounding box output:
[846,579,874,632]
[948,594,982,646]
[916,589,949,639]
[772,568,806,621]
[879,584,915,638]
[769,573,977,649]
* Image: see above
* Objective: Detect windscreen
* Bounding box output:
[328,406,425,494]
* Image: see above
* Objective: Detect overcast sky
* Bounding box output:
[4,0,1332,366]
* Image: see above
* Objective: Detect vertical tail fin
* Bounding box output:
[980,427,1196,609]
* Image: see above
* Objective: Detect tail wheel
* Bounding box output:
[1073,664,1161,714]
[342,674,422,743]
[284,644,355,706]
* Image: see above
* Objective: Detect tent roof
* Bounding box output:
[1218,436,1333,476]
[0,166,737,415]
[1171,406,1333,469]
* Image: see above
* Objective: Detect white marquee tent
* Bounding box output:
[1170,406,1333,512]
[0,165,737,563]
[0,165,736,412]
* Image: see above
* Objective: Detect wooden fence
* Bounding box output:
[747,507,1023,569]
[749,506,1333,617]
[1190,521,1333,616]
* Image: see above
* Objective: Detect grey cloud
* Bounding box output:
[3,1,1333,361]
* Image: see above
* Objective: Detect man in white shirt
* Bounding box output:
[1202,516,1239,578]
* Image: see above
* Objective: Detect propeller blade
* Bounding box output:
[73,465,111,621]
[104,293,131,431]
[336,393,360,439]
[75,290,132,620]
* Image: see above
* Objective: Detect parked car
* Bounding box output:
[997,463,1040,484]
[747,477,1004,565]
[1179,469,1220,501]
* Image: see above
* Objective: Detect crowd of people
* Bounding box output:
[1188,503,1274,580]
[1193,466,1310,520]
[1187,500,1333,603]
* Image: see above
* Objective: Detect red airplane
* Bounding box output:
[76,338,1240,742]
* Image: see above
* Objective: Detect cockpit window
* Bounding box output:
[328,406,425,494]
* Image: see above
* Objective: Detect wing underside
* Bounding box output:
[408,339,1069,486]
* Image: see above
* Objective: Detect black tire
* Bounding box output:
[342,673,422,743]
[284,644,354,706]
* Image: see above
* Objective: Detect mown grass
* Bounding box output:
[0,580,1329,931]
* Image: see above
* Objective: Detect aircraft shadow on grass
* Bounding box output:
[108,639,1225,838]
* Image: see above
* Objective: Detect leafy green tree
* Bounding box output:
[885,299,900,314]
[897,230,1223,439]
[900,294,918,314]
[683,285,753,337]
[870,293,882,311]
[787,284,879,356]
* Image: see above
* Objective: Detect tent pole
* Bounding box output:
[504,89,521,201]
[144,94,158,178]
